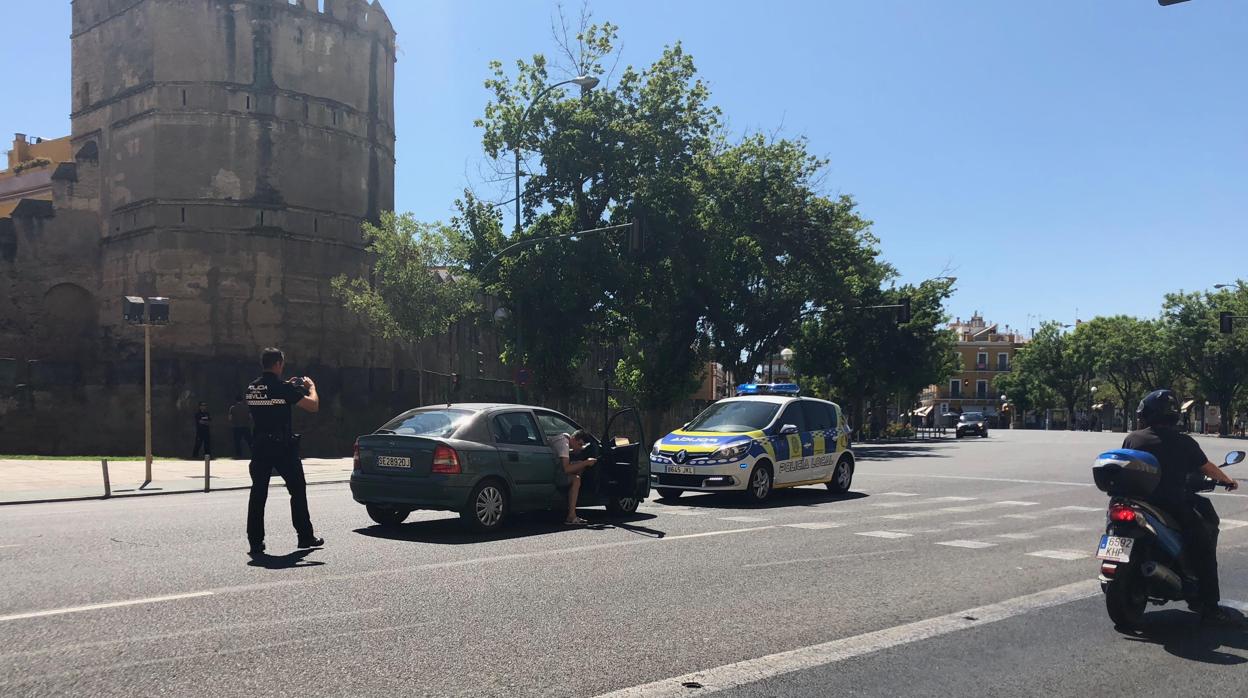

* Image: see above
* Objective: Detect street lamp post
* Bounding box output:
[123,296,169,486]
[508,74,599,401]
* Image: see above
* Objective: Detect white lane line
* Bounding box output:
[928,496,978,502]
[664,511,707,517]
[0,591,214,623]
[879,492,920,497]
[718,516,769,523]
[1001,514,1040,520]
[1048,524,1096,532]
[881,513,919,520]
[595,580,1101,698]
[855,531,912,539]
[1053,506,1102,512]
[1027,550,1089,561]
[996,532,1039,540]
[662,526,774,541]
[1221,519,1248,530]
[869,502,909,508]
[0,544,22,549]
[743,550,898,569]
[870,473,1092,488]
[937,540,997,549]
[783,522,843,530]
[951,520,994,527]
[997,501,1039,506]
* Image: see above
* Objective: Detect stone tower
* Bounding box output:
[70,0,396,363]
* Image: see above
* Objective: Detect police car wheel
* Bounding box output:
[656,488,684,501]
[828,458,854,494]
[461,479,509,532]
[366,504,409,528]
[743,465,772,503]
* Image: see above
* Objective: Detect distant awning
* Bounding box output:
[1181,399,1197,411]
[914,406,934,417]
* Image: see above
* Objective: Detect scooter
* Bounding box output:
[1092,449,1244,630]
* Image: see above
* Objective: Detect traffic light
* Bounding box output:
[897,296,912,324]
[629,219,644,254]
[1221,312,1234,334]
[476,352,485,376]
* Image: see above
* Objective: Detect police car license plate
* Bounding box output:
[667,465,695,475]
[377,455,411,469]
[1096,535,1134,563]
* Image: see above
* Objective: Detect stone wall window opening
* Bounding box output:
[180,207,186,223]
[246,95,252,110]
[259,210,265,226]
[331,109,337,126]
[181,89,187,106]
[313,217,318,233]
[303,101,309,120]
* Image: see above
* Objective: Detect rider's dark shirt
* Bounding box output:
[1123,426,1208,507]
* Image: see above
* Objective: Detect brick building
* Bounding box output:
[918,313,1027,426]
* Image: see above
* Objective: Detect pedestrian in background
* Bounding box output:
[191,401,212,459]
[245,347,323,556]
[229,394,252,459]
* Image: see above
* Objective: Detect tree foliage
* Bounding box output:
[1163,287,1248,436]
[1012,322,1095,430]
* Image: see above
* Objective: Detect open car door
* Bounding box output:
[600,407,648,511]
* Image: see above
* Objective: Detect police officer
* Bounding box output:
[245,347,323,556]
[1124,390,1239,624]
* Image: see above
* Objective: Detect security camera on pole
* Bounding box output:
[123,295,170,486]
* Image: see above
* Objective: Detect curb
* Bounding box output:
[0,478,352,507]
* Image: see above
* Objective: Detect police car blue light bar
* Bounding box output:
[736,383,801,396]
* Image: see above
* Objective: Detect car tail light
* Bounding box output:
[1109,503,1138,524]
[432,445,461,474]
[353,439,360,472]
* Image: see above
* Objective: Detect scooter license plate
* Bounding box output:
[1096,535,1134,563]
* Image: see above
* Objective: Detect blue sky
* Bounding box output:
[3,0,1245,334]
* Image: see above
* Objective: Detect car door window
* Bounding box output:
[777,403,806,433]
[535,412,581,440]
[801,400,833,432]
[492,412,543,446]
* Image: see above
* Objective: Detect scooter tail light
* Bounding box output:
[1108,504,1138,524]
[1101,562,1118,578]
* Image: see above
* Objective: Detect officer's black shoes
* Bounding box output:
[1200,606,1244,627]
[297,536,325,549]
[248,541,266,556]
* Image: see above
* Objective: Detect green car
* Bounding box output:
[350,403,648,532]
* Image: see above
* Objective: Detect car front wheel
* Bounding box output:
[828,458,854,494]
[461,479,509,533]
[742,465,773,504]
[607,496,641,516]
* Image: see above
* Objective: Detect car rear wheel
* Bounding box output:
[742,465,772,504]
[366,504,409,528]
[607,496,641,516]
[656,487,684,501]
[461,479,509,533]
[828,457,854,494]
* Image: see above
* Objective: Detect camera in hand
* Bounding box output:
[288,376,310,391]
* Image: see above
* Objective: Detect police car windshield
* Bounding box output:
[379,409,473,438]
[685,401,780,433]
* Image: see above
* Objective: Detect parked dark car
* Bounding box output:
[956,411,989,438]
[350,403,647,532]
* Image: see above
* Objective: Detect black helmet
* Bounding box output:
[1137,390,1180,427]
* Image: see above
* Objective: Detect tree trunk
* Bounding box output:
[1066,397,1078,431]
[1220,398,1233,437]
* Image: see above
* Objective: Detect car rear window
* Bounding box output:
[379,409,474,437]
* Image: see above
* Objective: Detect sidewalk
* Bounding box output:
[0,456,353,505]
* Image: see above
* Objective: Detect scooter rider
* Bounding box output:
[1123,389,1239,624]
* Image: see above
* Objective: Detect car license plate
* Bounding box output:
[667,465,695,475]
[1096,535,1134,563]
[377,455,411,469]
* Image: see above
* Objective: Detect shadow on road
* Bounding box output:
[854,444,952,461]
[652,488,867,510]
[354,510,663,545]
[1123,608,1248,665]
[247,548,325,570]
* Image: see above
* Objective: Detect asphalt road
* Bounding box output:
[2,430,1247,697]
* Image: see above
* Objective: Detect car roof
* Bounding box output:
[714,395,798,405]
[411,403,563,412]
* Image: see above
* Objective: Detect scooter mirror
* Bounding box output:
[1225,451,1246,466]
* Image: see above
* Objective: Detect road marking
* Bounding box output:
[744,550,898,569]
[662,526,774,541]
[928,496,978,502]
[594,580,1101,698]
[951,520,994,527]
[879,492,920,497]
[1048,524,1095,532]
[871,473,1092,487]
[1002,514,1040,520]
[937,540,997,549]
[1027,550,1089,561]
[869,502,909,508]
[1221,519,1248,530]
[0,544,22,549]
[1053,506,1101,512]
[783,522,842,530]
[997,501,1039,506]
[855,531,912,539]
[881,513,919,520]
[938,506,978,513]
[996,532,1039,540]
[664,511,706,517]
[0,591,214,623]
[718,516,769,523]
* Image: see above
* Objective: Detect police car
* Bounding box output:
[650,384,854,503]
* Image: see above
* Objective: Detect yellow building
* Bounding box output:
[0,133,72,218]
[919,313,1027,425]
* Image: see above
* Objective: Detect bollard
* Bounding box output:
[204,453,211,493]
[101,458,111,498]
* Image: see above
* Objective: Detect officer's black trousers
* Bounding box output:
[247,442,313,544]
[232,427,252,459]
[192,427,211,458]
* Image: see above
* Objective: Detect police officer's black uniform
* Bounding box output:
[245,371,318,552]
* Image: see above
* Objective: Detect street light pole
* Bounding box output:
[144,322,152,485]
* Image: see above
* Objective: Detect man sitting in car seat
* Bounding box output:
[550,429,597,525]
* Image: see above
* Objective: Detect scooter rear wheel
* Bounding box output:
[1105,576,1147,631]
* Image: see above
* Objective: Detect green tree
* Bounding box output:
[1013,322,1095,430]
[1162,285,1248,437]
[331,212,480,342]
[995,369,1056,426]
[1075,316,1173,431]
